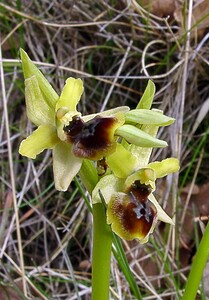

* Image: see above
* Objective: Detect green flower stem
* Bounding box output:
[182,220,209,300]
[92,203,113,300]
[79,159,98,194]
[79,160,112,300]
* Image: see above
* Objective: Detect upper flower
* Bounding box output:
[19,50,172,192]
[19,50,128,191]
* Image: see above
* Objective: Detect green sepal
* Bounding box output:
[19,124,59,159]
[25,76,55,126]
[106,143,138,178]
[53,141,82,191]
[115,124,167,148]
[20,48,58,110]
[128,122,160,168]
[125,109,175,126]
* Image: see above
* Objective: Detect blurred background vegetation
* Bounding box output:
[0,1,209,299]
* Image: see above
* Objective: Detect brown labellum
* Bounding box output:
[64,115,118,160]
[108,180,157,240]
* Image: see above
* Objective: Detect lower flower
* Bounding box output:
[107,180,158,242]
[92,162,178,243]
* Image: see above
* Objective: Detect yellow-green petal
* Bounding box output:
[19,124,59,159]
[56,77,84,112]
[20,49,58,109]
[148,193,174,225]
[147,158,180,178]
[106,143,138,178]
[116,124,168,148]
[25,76,55,126]
[53,141,82,191]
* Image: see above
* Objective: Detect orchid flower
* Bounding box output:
[19,50,171,191]
[19,50,128,191]
[92,152,179,243]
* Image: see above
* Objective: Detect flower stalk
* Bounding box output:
[92,203,113,300]
[79,161,112,300]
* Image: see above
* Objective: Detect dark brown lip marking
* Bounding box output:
[109,180,157,239]
[64,115,118,159]
[128,180,152,202]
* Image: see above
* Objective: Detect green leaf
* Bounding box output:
[182,221,209,300]
[136,80,155,110]
[125,109,175,126]
[112,235,142,299]
[20,48,58,109]
[116,124,168,148]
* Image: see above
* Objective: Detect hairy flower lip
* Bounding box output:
[107,180,158,241]
[63,115,121,160]
[63,115,84,140]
